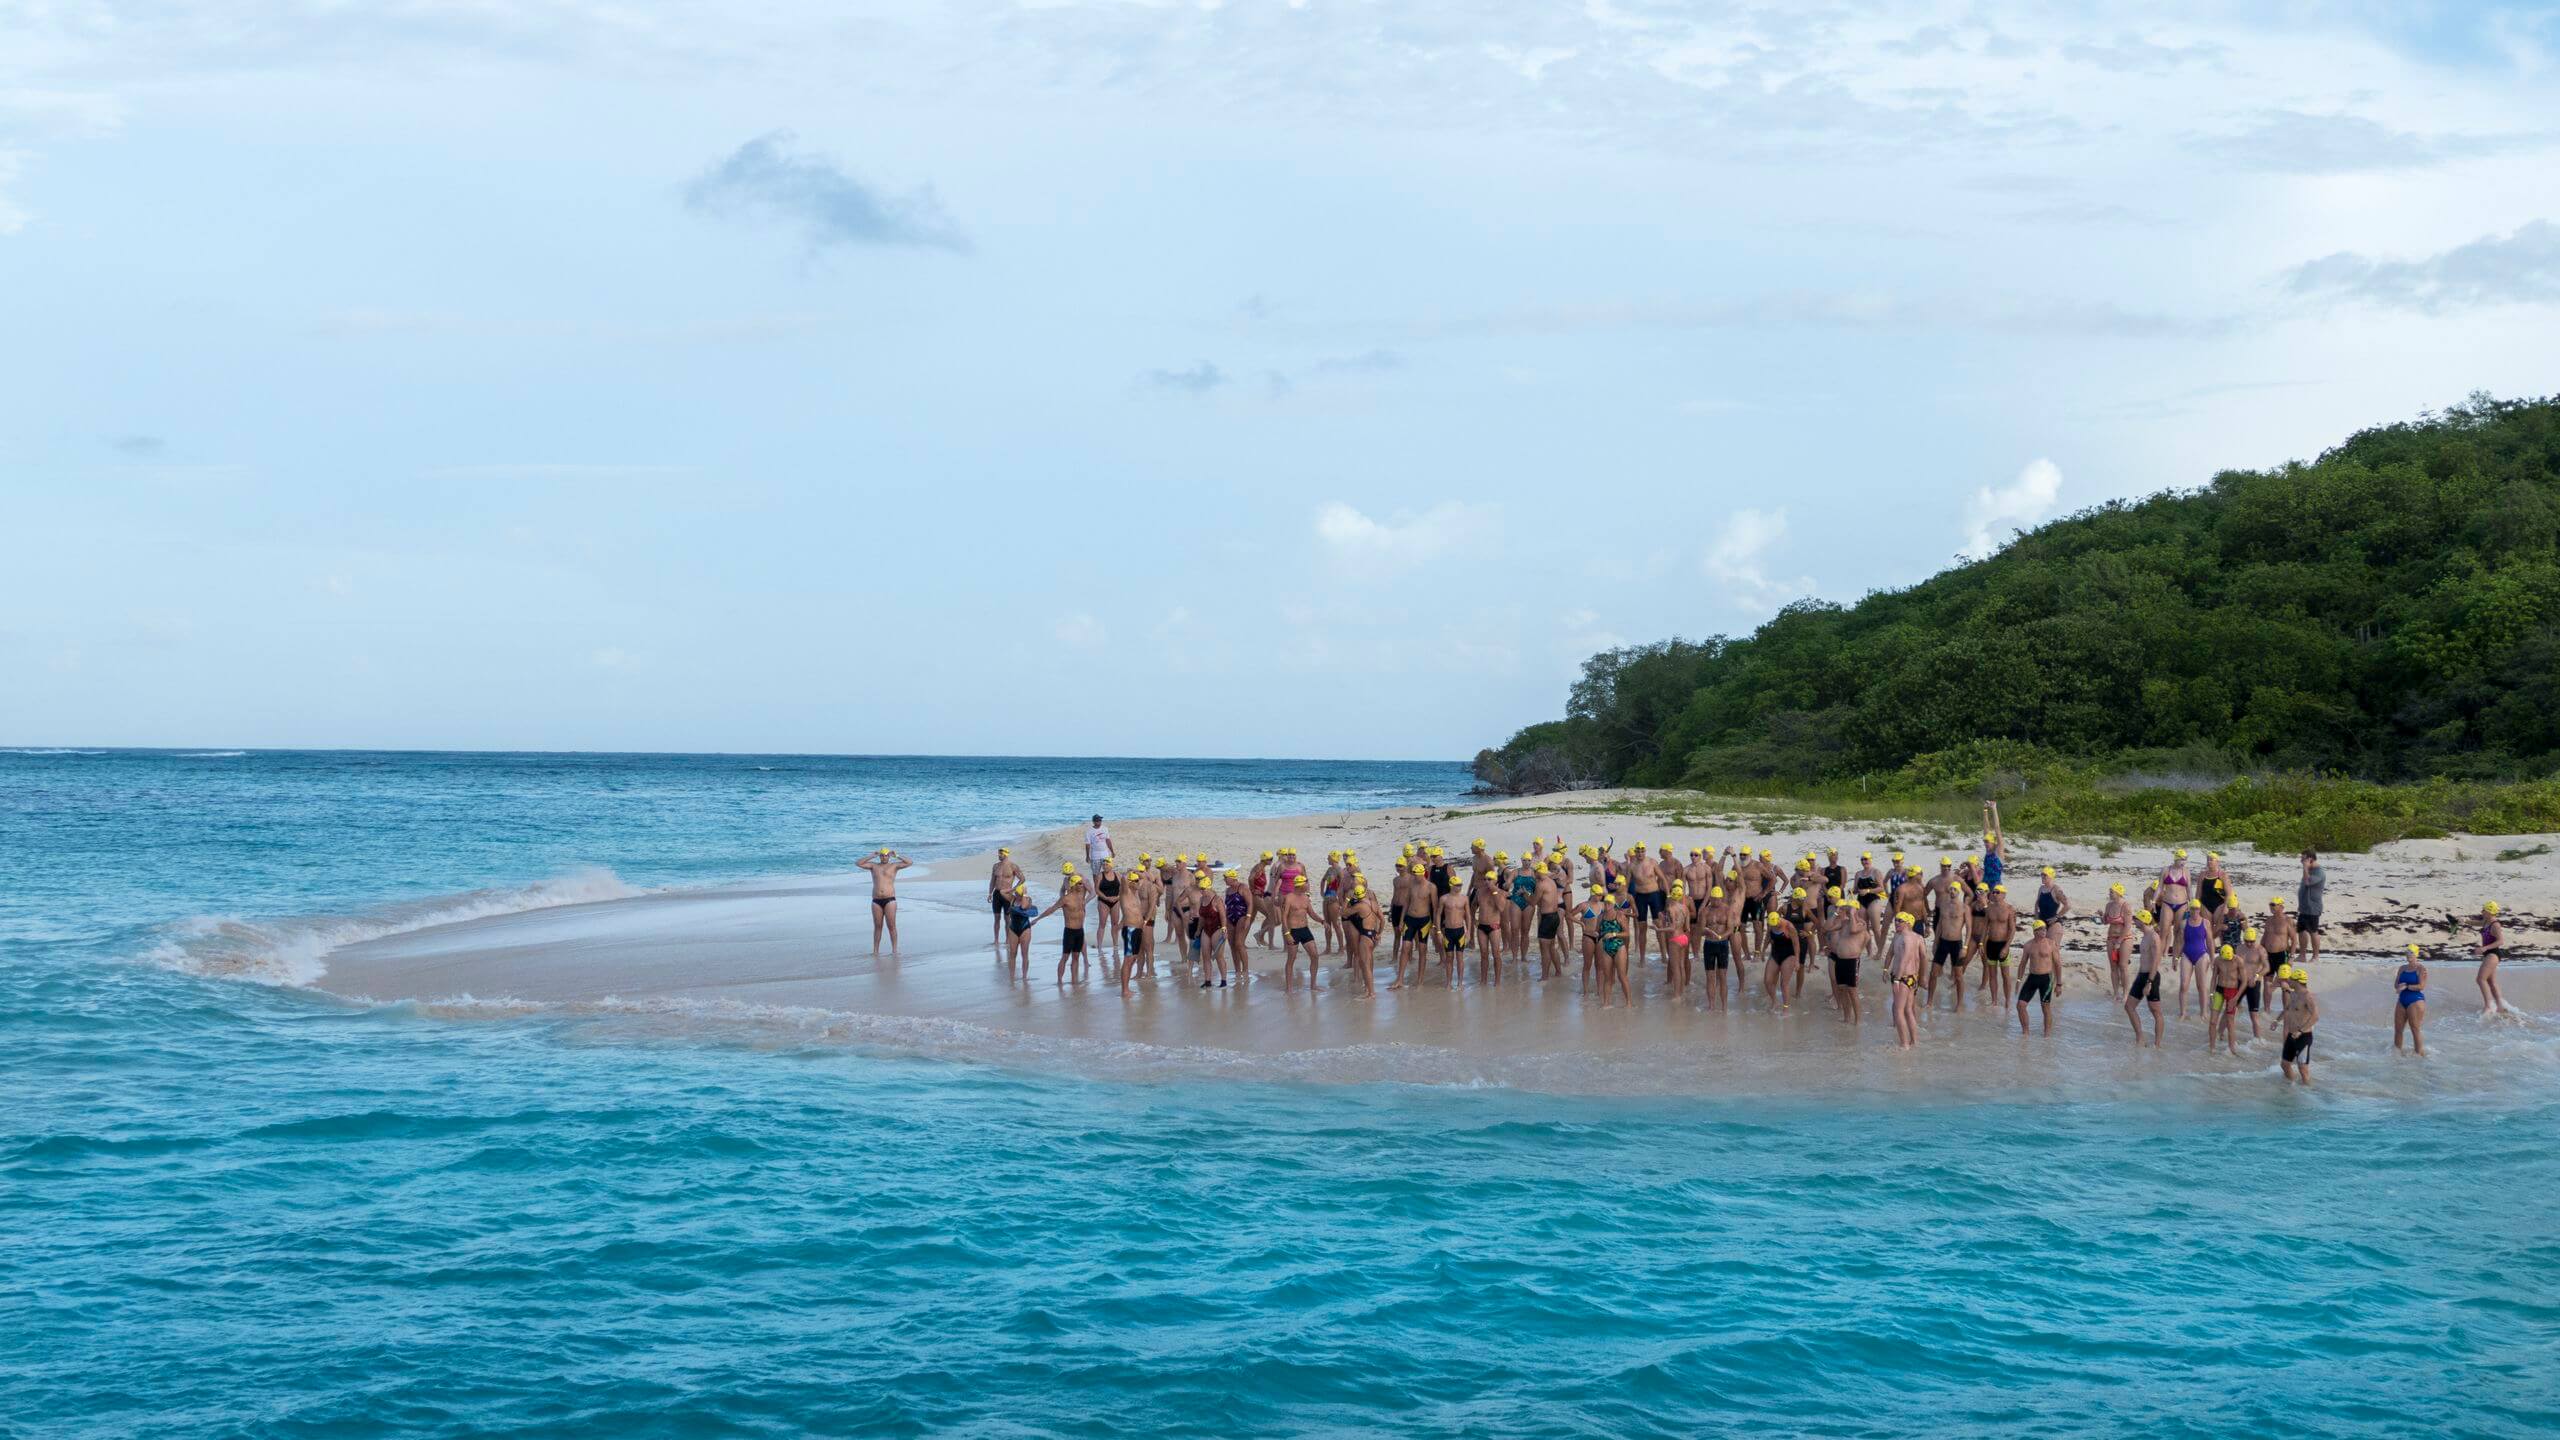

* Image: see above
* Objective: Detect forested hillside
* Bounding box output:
[1480,394,2560,800]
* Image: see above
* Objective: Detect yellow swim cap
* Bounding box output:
[1826,885,1843,897]
[1013,880,1027,893]
[1711,886,1725,898]
[2408,942,2421,957]
[2136,909,2153,923]
[1353,885,1366,898]
[2485,900,2502,915]
[1896,911,1915,925]
[1671,883,1686,895]
[2219,944,2235,957]
[2109,883,2124,894]
[1791,887,1807,898]
[1198,877,1211,889]
[2174,848,2188,859]
[1939,856,1952,866]
[1293,875,1308,887]
[877,847,890,855]
[2041,866,2055,877]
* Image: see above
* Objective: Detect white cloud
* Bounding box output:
[589,646,648,671]
[320,574,354,598]
[0,150,27,236]
[1963,458,2063,560]
[1314,501,1490,562]
[1703,507,1811,608]
[1054,612,1106,650]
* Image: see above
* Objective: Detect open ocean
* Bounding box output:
[4,748,2556,1437]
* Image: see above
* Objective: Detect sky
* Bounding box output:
[3,1,2557,759]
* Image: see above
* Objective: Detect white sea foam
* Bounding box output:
[2,747,106,756]
[141,867,642,987]
[174,750,248,758]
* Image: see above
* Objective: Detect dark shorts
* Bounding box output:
[1832,956,1859,986]
[1388,904,1403,926]
[1400,916,1428,942]
[2299,913,2322,933]
[2282,1031,2315,1063]
[1537,913,1560,939]
[1122,927,1143,954]
[2128,971,2160,1002]
[1932,938,1962,967]
[1062,926,1085,955]
[2018,972,2054,1003]
[1741,898,1766,922]
[992,893,1008,915]
[2243,982,2264,1013]
[1290,925,1315,945]
[1703,939,1731,970]
[1442,926,1466,950]
[1633,891,1665,921]
[1982,940,2009,966]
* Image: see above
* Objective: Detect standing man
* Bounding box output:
[1977,884,2019,1010]
[1282,874,1325,991]
[858,847,912,956]
[1039,863,1093,985]
[2124,909,2164,1046]
[1085,815,1115,872]
[2296,851,2326,966]
[1925,861,1970,1008]
[987,847,1024,946]
[1825,894,1867,1027]
[2277,964,2318,1086]
[2016,919,2061,1035]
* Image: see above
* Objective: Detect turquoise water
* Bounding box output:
[5,750,2556,1436]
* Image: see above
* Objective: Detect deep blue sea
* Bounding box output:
[5,749,2556,1437]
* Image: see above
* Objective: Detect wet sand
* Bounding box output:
[310,792,2560,1097]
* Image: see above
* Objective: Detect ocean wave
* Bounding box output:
[175,750,248,758]
[141,867,642,987]
[2,747,106,756]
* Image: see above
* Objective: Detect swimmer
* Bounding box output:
[1281,874,1323,991]
[1887,911,1923,1049]
[1038,863,1093,985]
[2393,943,2428,1055]
[857,847,912,956]
[2476,901,2513,1017]
[2016,919,2060,1035]
[987,847,1023,945]
[2207,942,2245,1056]
[2123,908,2163,1047]
[2277,965,2318,1087]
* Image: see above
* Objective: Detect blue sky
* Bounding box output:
[4,1,2557,758]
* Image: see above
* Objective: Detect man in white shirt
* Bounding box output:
[1085,815,1114,869]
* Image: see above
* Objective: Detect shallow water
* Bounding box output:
[5,749,2556,1436]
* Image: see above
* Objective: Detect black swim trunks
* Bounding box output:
[1832,956,1859,986]
[2281,1030,2314,1062]
[1290,925,1316,945]
[1741,897,1766,922]
[1537,913,1560,939]
[1062,926,1086,955]
[1441,926,1466,950]
[2128,971,2161,1002]
[1982,940,2008,966]
[1932,938,1962,967]
[1703,939,1731,970]
[2018,972,2054,1003]
[1633,890,1665,921]
[1400,915,1428,942]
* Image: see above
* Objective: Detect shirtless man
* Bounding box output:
[2123,909,2164,1046]
[1887,911,1923,1048]
[1737,849,1772,962]
[1686,848,1714,912]
[1891,863,1929,965]
[2236,925,2270,1039]
[2099,883,2133,999]
[1469,863,1506,983]
[1625,843,1666,971]
[1977,885,2019,1010]
[987,847,1024,945]
[1120,863,1157,982]
[2207,943,2246,1055]
[2276,965,2318,1086]
[1531,863,1564,979]
[1392,861,1432,988]
[1924,862,1970,1008]
[2016,919,2061,1035]
[1825,895,1867,1026]
[1038,864,1093,984]
[2262,898,2298,996]
[1281,874,1323,991]
[1434,875,1471,989]
[857,847,912,956]
[1697,887,1736,1012]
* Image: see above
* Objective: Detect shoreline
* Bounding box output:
[194,788,2555,1098]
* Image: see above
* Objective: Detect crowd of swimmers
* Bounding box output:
[849,808,2520,1086]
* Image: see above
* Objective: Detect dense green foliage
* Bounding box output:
[1479,395,2560,838]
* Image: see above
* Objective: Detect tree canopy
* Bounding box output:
[1479,394,2560,792]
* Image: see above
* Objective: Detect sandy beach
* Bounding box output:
[300,791,2557,1096]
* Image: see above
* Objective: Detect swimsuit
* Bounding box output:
[872,896,896,910]
[2128,971,2161,1002]
[2397,966,2424,1007]
[2282,1030,2314,1063]
[2019,972,2054,1003]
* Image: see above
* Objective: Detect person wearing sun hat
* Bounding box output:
[856,846,914,957]
[2276,963,2319,1086]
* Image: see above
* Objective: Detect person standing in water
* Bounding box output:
[987,847,1024,945]
[857,847,912,956]
[2016,919,2061,1035]
[2393,943,2428,1055]
[1887,912,1923,1049]
[1038,863,1093,984]
[2124,909,2164,1047]
[1344,883,1383,998]
[2277,964,2318,1087]
[2100,883,2132,1000]
[2476,900,2513,1017]
[1825,893,1867,1027]
[1000,879,1039,980]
